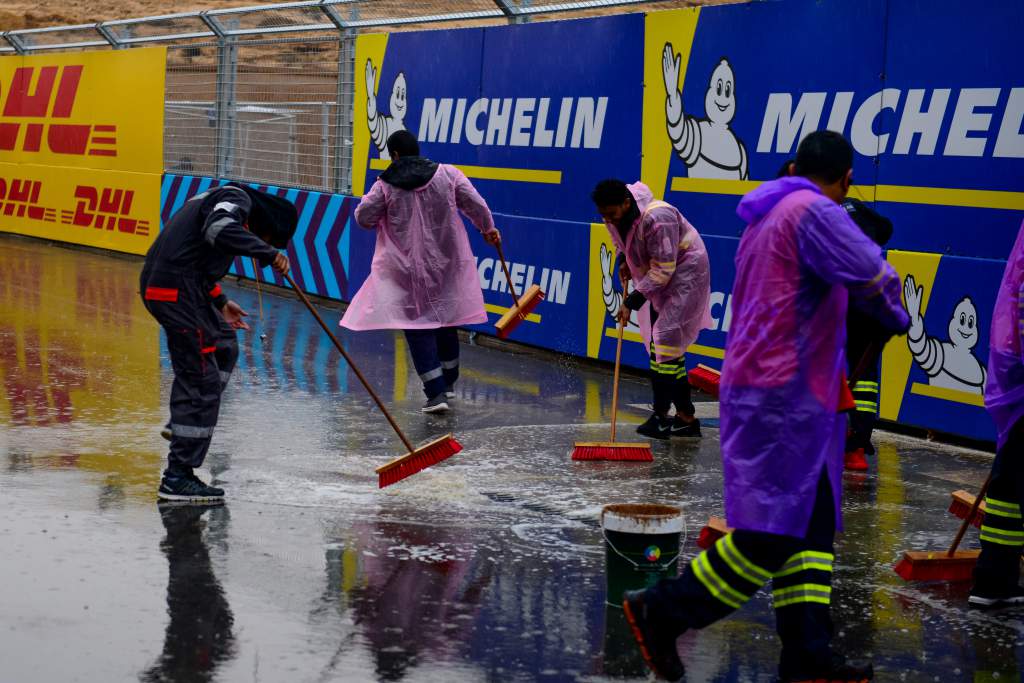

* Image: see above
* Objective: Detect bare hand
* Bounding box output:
[484,229,502,247]
[221,300,250,331]
[272,252,290,275]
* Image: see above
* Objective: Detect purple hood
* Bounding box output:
[736,176,822,224]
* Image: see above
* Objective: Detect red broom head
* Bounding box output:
[689,364,721,398]
[893,550,980,582]
[494,286,545,339]
[948,491,985,528]
[571,442,653,462]
[376,434,463,488]
[696,526,720,549]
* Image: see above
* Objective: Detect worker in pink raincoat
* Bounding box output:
[591,179,712,440]
[341,130,500,414]
[622,132,909,683]
[970,219,1024,609]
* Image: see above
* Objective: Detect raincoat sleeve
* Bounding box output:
[797,199,909,334]
[451,168,497,235]
[1018,280,1024,363]
[201,188,279,266]
[354,180,387,229]
[632,209,681,299]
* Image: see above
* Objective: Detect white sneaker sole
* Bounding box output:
[157,491,225,503]
[968,594,1024,607]
[421,401,450,414]
[445,392,456,399]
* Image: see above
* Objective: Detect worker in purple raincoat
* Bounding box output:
[341,130,500,414]
[591,179,712,439]
[622,132,909,683]
[970,219,1024,609]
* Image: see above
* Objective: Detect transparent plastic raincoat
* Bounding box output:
[341,163,497,331]
[722,177,909,537]
[986,220,1024,450]
[605,183,712,363]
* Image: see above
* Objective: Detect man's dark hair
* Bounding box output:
[386,130,420,158]
[591,179,631,207]
[794,131,853,184]
[775,158,795,179]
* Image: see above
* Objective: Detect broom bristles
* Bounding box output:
[495,285,545,339]
[689,364,721,398]
[571,441,653,462]
[948,490,986,528]
[696,517,733,549]
[376,433,463,488]
[893,550,981,582]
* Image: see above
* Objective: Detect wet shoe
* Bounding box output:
[781,654,873,682]
[844,448,869,471]
[445,390,456,399]
[622,590,685,681]
[636,414,671,440]
[670,416,701,438]
[160,423,172,441]
[969,585,1024,608]
[421,394,450,414]
[158,473,225,503]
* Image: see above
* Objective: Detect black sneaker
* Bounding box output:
[421,394,450,414]
[622,590,685,682]
[636,414,672,440]
[969,585,1024,608]
[158,473,225,502]
[160,423,172,441]
[670,416,701,438]
[781,653,873,682]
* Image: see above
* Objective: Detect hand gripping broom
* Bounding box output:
[893,472,991,582]
[571,315,653,462]
[493,242,544,339]
[282,272,462,488]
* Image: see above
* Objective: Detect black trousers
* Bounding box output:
[404,327,460,399]
[648,306,694,418]
[145,288,237,476]
[975,420,1024,591]
[645,469,837,679]
[847,362,879,454]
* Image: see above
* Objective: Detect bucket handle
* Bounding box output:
[602,526,686,571]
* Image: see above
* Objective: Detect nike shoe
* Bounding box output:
[622,590,685,682]
[421,394,450,414]
[670,416,701,438]
[158,473,225,503]
[844,448,869,471]
[636,414,672,440]
[969,585,1024,608]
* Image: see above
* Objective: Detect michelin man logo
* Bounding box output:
[904,275,987,394]
[662,45,748,180]
[599,243,641,333]
[365,58,407,160]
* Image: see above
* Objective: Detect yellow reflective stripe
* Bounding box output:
[855,400,878,412]
[985,497,1021,514]
[980,526,1024,545]
[722,535,773,584]
[692,552,745,609]
[853,381,879,391]
[982,507,1022,520]
[771,583,832,608]
[654,344,683,355]
[773,550,835,578]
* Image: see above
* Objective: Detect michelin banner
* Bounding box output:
[0,48,166,255]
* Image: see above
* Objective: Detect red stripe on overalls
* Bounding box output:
[144,287,179,302]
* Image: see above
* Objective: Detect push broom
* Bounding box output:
[948,489,987,528]
[282,271,462,488]
[252,258,268,341]
[893,472,991,582]
[572,315,653,462]
[493,242,544,339]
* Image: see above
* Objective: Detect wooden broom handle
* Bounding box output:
[948,472,992,557]
[283,271,416,453]
[609,315,626,443]
[495,243,523,309]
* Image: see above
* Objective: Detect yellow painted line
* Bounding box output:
[485,303,541,323]
[909,382,986,407]
[606,327,644,343]
[687,344,725,360]
[461,368,540,396]
[670,177,1024,211]
[369,158,561,184]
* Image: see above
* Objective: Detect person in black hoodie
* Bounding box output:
[141,183,296,502]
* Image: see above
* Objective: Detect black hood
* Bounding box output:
[842,198,893,247]
[227,183,298,249]
[379,156,439,191]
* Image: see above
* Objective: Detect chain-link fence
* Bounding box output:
[2,0,688,194]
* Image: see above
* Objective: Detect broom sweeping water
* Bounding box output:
[571,315,653,462]
[893,472,991,582]
[282,271,462,488]
[493,242,544,339]
[252,257,267,341]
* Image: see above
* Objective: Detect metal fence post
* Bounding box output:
[334,29,355,195]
